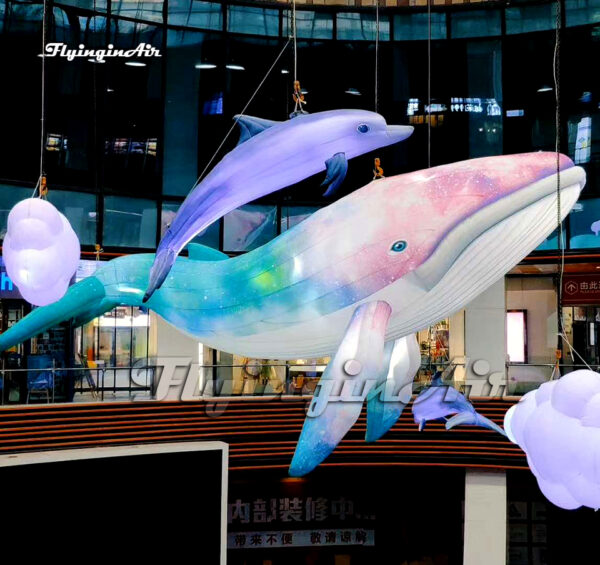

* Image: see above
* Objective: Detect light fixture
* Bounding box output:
[88,58,105,64]
[125,61,147,67]
[345,88,361,96]
[537,85,553,93]
[281,69,290,74]
[226,64,245,71]
[106,88,114,93]
[195,63,217,69]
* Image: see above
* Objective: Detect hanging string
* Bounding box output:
[427,0,432,169]
[375,0,380,113]
[33,0,49,198]
[554,0,564,332]
[550,1,590,371]
[292,0,297,84]
[194,38,291,187]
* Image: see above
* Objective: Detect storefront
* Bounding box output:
[227,468,465,565]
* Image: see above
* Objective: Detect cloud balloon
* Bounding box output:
[2,198,80,306]
[504,370,600,510]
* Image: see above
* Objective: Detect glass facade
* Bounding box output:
[0,0,599,257]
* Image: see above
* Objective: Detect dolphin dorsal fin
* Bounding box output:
[186,243,229,261]
[235,115,279,145]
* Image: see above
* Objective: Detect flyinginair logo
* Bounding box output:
[43,42,161,62]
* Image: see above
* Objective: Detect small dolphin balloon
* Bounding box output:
[412,374,507,434]
[143,109,414,301]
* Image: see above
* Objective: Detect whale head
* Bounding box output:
[279,152,585,333]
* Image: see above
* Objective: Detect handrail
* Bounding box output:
[0,359,467,406]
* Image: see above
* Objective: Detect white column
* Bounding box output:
[464,278,507,394]
[463,469,507,565]
[151,312,201,400]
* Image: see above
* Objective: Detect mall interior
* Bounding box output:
[1,0,600,563]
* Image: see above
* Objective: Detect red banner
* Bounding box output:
[562,274,600,305]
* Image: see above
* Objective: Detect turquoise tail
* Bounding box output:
[0,277,114,352]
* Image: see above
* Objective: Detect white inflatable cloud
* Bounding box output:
[505,369,600,510]
[3,198,80,306]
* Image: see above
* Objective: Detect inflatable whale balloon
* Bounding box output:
[143,109,414,301]
[0,153,584,474]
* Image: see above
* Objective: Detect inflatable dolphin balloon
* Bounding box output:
[143,109,414,301]
[0,153,584,474]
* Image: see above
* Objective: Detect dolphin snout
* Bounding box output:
[386,124,414,143]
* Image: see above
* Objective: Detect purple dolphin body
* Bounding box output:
[143,109,413,301]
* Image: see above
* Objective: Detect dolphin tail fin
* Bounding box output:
[143,247,176,303]
[445,410,507,436]
[0,277,109,353]
[365,334,420,442]
[289,301,392,477]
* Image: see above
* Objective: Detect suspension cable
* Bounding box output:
[427,0,432,169]
[34,0,49,197]
[375,0,380,113]
[194,38,291,187]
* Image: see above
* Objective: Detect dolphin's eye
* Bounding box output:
[391,240,407,253]
[357,123,370,134]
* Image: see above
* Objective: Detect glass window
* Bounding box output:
[566,0,600,27]
[0,185,31,241]
[161,202,220,249]
[282,10,333,40]
[111,0,164,23]
[227,6,279,37]
[54,0,108,10]
[168,0,222,29]
[223,204,277,252]
[47,190,97,246]
[506,5,556,35]
[103,196,157,248]
[570,199,600,249]
[336,12,390,41]
[450,10,501,39]
[536,227,560,251]
[281,206,320,232]
[394,13,447,41]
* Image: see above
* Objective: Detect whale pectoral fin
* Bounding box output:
[445,411,507,436]
[235,115,280,145]
[289,301,392,477]
[321,152,348,197]
[365,334,420,443]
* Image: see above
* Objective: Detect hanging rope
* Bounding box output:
[375,0,380,114]
[194,38,291,187]
[554,0,564,333]
[427,0,432,169]
[33,0,49,198]
[550,1,591,371]
[292,0,297,84]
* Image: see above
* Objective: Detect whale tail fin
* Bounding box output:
[143,247,176,303]
[0,277,114,353]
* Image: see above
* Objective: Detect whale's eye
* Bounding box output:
[357,123,370,134]
[390,240,407,253]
